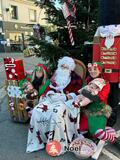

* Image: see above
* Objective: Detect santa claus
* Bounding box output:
[26,56,83,155]
[45,56,83,98]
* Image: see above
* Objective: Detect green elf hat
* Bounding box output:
[88,62,104,72]
[35,64,47,72]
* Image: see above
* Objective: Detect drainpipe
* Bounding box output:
[0,0,5,52]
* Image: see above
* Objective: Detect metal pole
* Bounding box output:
[3,43,6,54]
[21,33,25,50]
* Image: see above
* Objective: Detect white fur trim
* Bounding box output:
[58,56,76,71]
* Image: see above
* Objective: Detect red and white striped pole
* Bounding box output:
[66,19,75,46]
[62,2,75,46]
[67,0,76,14]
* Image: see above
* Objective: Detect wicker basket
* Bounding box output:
[74,59,86,80]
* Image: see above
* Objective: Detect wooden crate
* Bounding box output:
[5,80,29,123]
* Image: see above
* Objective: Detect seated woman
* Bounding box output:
[19,64,50,111]
[26,56,83,155]
[75,62,117,143]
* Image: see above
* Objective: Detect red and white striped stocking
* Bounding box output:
[95,126,117,143]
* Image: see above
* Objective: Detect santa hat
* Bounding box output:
[58,56,76,71]
[90,78,106,90]
[88,62,104,72]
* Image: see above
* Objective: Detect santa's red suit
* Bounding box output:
[45,71,83,95]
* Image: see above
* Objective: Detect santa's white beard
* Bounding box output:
[55,68,71,87]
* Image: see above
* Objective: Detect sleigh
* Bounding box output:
[4,58,37,123]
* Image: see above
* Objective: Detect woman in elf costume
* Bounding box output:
[76,62,117,143]
[19,64,50,111]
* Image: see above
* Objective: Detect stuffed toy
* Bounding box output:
[22,82,38,100]
[74,78,106,107]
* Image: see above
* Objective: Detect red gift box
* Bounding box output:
[4,57,25,80]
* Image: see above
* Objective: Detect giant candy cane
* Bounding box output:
[37,0,76,46]
[62,2,76,46]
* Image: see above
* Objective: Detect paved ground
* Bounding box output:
[0,97,120,160]
[0,52,120,160]
[0,96,120,160]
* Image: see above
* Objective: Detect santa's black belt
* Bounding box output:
[104,69,119,73]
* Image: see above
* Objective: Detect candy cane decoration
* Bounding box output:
[38,0,76,46]
[62,2,75,46]
[66,19,75,46]
[67,0,76,15]
[66,0,76,45]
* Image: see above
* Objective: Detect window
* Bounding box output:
[11,5,18,19]
[29,9,36,22]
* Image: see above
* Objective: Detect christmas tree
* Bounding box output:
[30,0,98,68]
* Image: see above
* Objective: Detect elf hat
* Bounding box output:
[35,64,47,72]
[32,63,48,82]
[88,62,104,72]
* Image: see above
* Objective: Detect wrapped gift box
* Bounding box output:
[4,57,25,80]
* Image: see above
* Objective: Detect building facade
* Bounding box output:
[0,0,47,52]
